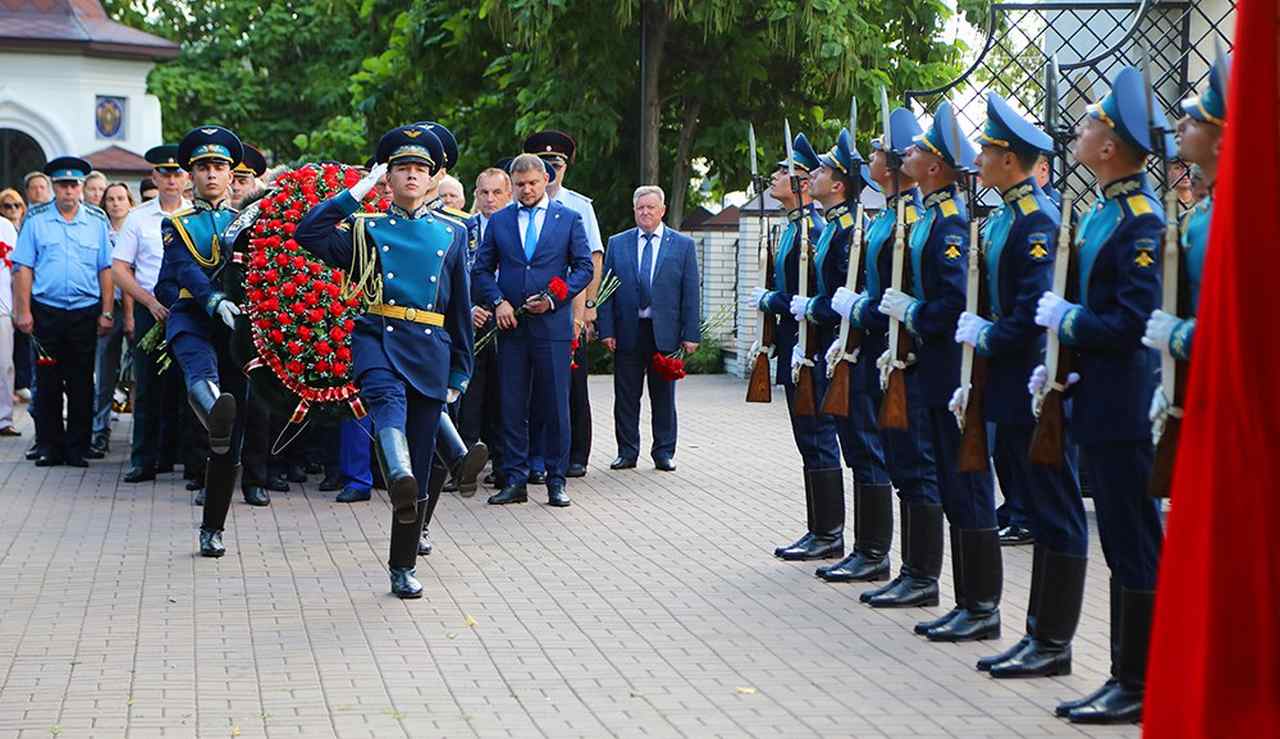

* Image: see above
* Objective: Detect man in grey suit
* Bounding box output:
[599,186,701,472]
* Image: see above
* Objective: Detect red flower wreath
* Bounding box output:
[241,163,389,416]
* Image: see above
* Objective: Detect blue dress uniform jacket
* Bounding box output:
[597,227,701,354]
[901,185,968,409]
[154,200,239,341]
[470,199,594,340]
[851,191,922,392]
[1168,196,1212,361]
[974,179,1059,425]
[12,201,112,310]
[802,201,858,348]
[1057,173,1163,445]
[294,190,474,402]
[758,204,825,377]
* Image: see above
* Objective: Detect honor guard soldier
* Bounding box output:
[12,156,114,467]
[750,132,844,562]
[1143,53,1229,413]
[230,144,267,208]
[884,102,1000,642]
[959,93,1088,677]
[1031,67,1171,723]
[801,130,894,581]
[296,125,473,598]
[524,130,603,479]
[154,126,247,557]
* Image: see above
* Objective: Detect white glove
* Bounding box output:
[789,295,809,322]
[348,162,388,201]
[215,300,241,330]
[750,287,769,310]
[1028,363,1080,397]
[1141,309,1179,353]
[1034,291,1075,332]
[447,388,461,404]
[955,311,991,347]
[831,287,861,320]
[949,385,969,427]
[790,345,806,371]
[825,337,842,368]
[1149,387,1168,423]
[878,288,915,322]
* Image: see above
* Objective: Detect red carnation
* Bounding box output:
[248,289,264,303]
[329,327,346,342]
[548,276,569,302]
[651,353,687,382]
[293,273,309,285]
[309,308,325,323]
[275,253,289,266]
[344,170,362,187]
[328,302,344,316]
[291,302,307,315]
[256,318,272,330]
[270,329,285,343]
[336,346,352,361]
[287,340,302,354]
[283,283,297,298]
[298,326,312,341]
[284,239,299,252]
[315,341,333,356]
[287,360,304,375]
[284,209,301,221]
[304,291,319,306]
[247,272,262,286]
[309,263,323,276]
[251,254,267,269]
[264,268,279,284]
[277,313,294,326]
[332,362,348,377]
[314,360,331,374]
[343,319,354,332]
[292,255,306,270]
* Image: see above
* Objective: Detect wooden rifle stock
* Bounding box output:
[794,205,817,416]
[821,204,866,417]
[879,196,912,430]
[746,217,775,403]
[957,357,989,472]
[1149,188,1188,498]
[1029,192,1075,467]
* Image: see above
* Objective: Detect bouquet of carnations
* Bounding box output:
[474,276,570,352]
[649,306,732,381]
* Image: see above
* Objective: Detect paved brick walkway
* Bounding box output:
[0,375,1144,738]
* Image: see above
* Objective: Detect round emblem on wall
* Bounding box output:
[95,97,126,140]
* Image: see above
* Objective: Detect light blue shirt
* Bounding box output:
[14,201,111,310]
[517,195,549,253]
[551,186,603,253]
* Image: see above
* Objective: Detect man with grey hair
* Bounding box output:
[598,184,700,472]
[438,174,466,211]
[23,171,52,205]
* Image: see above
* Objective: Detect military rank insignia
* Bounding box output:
[940,199,959,218]
[838,213,854,229]
[1028,234,1049,260]
[944,235,963,260]
[1127,195,1153,216]
[1135,248,1155,268]
[1017,196,1039,216]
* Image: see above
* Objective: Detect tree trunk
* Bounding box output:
[667,95,702,229]
[640,0,668,185]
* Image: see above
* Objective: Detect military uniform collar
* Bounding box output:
[884,188,918,209]
[1101,172,1148,201]
[389,198,436,220]
[923,184,959,210]
[192,196,232,211]
[786,202,818,223]
[823,201,852,222]
[1001,178,1036,204]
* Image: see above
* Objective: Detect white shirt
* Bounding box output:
[516,195,550,253]
[478,212,491,242]
[551,186,604,253]
[0,218,15,315]
[112,196,190,293]
[636,223,664,319]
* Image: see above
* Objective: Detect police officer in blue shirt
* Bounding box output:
[154,126,247,557]
[830,109,944,600]
[296,125,474,599]
[799,130,893,582]
[881,102,999,642]
[957,92,1088,678]
[12,157,114,467]
[749,132,842,562]
[1142,52,1229,431]
[1031,66,1171,724]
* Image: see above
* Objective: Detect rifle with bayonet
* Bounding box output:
[878,86,913,430]
[952,109,990,472]
[1029,56,1076,467]
[745,122,776,403]
[822,96,866,417]
[787,119,818,416]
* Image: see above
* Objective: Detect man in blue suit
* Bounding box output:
[471,153,593,508]
[598,185,700,472]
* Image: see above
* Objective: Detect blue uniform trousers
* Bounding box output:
[925,406,996,529]
[498,333,572,486]
[875,370,941,506]
[169,329,248,462]
[359,367,443,502]
[1081,441,1163,589]
[833,358,890,485]
[612,319,677,461]
[782,354,840,470]
[993,423,1088,555]
[340,415,374,492]
[994,430,1032,530]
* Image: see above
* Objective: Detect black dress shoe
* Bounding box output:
[527,471,547,485]
[199,528,225,557]
[186,478,203,491]
[286,464,307,483]
[192,489,206,506]
[86,448,106,460]
[24,442,39,460]
[242,486,271,507]
[34,455,63,467]
[977,636,1031,672]
[318,472,344,491]
[488,484,528,505]
[547,481,571,507]
[65,458,89,468]
[609,457,637,470]
[335,486,371,503]
[566,463,587,478]
[123,466,156,483]
[1057,680,1118,717]
[418,530,432,556]
[915,608,961,635]
[1067,681,1143,724]
[305,461,324,475]
[653,457,676,472]
[390,566,423,598]
[266,474,290,493]
[998,524,1035,546]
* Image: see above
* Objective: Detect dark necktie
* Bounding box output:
[639,232,654,310]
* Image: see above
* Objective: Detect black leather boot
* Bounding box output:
[817,482,892,582]
[199,528,225,557]
[1067,586,1153,724]
[979,545,1045,671]
[201,457,240,541]
[915,525,966,635]
[778,468,844,561]
[866,501,942,608]
[1057,578,1121,717]
[419,460,447,556]
[187,380,236,455]
[989,548,1086,678]
[926,527,1002,642]
[242,486,271,506]
[774,471,816,559]
[377,428,418,525]
[861,498,908,603]
[435,414,488,497]
[389,505,423,599]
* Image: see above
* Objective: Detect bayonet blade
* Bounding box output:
[784,118,796,178]
[879,86,892,153]
[748,123,758,180]
[1044,56,1059,135]
[1140,45,1161,161]
[849,96,858,142]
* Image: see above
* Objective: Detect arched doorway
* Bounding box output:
[1,129,46,192]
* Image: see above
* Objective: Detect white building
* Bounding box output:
[0,0,176,192]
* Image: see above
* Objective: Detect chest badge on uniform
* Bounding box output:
[1029,237,1049,260]
[1134,248,1155,268]
[944,245,961,260]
